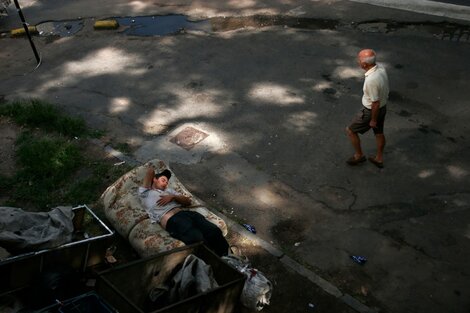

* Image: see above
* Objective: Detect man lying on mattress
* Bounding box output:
[139,166,229,257]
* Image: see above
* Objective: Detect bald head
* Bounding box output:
[358,49,376,65]
[357,49,377,71]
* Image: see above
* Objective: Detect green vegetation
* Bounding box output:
[0,99,131,210]
[0,99,87,137]
[15,132,83,184]
[113,142,132,154]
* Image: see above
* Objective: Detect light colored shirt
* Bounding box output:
[138,187,180,223]
[362,64,389,109]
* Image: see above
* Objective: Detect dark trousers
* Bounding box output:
[166,211,229,256]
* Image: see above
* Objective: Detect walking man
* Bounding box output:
[346,49,389,168]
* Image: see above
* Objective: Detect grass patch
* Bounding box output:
[0,99,88,138]
[15,132,83,185]
[113,142,132,154]
[0,98,131,210]
[65,161,131,205]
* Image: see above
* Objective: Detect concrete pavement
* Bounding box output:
[1,1,470,312]
[350,0,470,21]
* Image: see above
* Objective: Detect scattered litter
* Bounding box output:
[242,223,257,234]
[350,255,367,265]
[105,245,117,264]
[294,242,300,247]
[114,161,126,166]
[308,303,315,309]
[74,136,79,140]
[256,154,260,158]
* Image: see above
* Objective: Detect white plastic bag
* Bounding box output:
[222,255,272,311]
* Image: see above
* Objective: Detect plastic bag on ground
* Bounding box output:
[222,255,272,311]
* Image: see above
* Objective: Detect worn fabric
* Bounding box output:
[362,64,389,109]
[168,254,219,302]
[349,105,387,134]
[166,211,229,257]
[0,206,74,254]
[148,254,219,309]
[138,187,179,223]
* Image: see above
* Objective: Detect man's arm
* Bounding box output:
[172,194,192,207]
[142,166,155,189]
[157,193,192,207]
[369,100,380,128]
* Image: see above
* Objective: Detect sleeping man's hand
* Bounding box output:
[157,195,174,206]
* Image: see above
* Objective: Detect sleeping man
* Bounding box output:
[139,166,229,257]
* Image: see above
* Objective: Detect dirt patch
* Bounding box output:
[271,218,306,246]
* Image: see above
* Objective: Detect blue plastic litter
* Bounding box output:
[350,255,367,265]
[242,223,256,234]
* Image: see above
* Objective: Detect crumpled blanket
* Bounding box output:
[149,254,219,307]
[0,206,74,254]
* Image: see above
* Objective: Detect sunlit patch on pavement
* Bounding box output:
[248,83,304,106]
[418,169,435,178]
[446,165,468,179]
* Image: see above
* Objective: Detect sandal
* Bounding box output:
[346,155,366,166]
[368,156,384,168]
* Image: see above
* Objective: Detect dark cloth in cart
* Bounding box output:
[0,206,74,254]
[148,254,219,307]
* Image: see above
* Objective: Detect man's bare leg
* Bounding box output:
[346,127,364,159]
[374,133,385,162]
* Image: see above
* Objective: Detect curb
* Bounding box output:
[93,19,119,30]
[350,0,470,22]
[6,19,120,38]
[10,25,38,37]
[97,140,380,313]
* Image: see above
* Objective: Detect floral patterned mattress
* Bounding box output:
[101,159,227,258]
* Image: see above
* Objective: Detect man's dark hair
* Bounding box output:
[155,169,171,180]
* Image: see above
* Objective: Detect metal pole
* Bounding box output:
[13,0,41,66]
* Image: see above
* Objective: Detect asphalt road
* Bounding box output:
[429,0,469,5]
[1,1,469,313]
